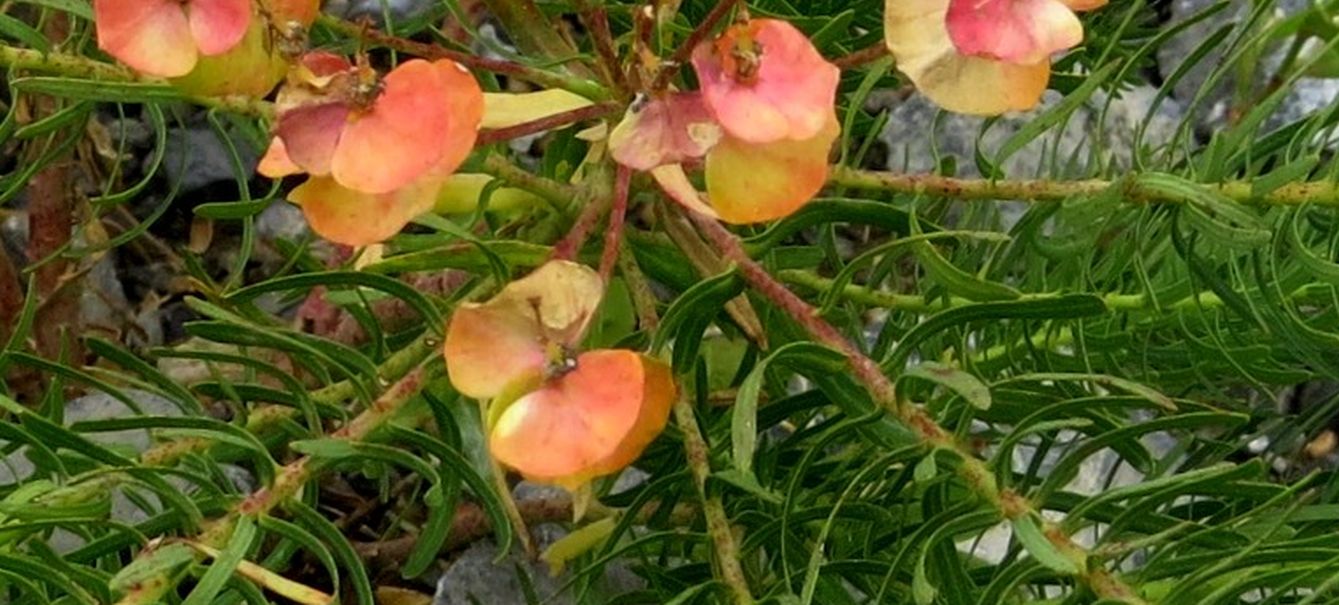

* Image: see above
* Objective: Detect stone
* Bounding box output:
[324,0,435,23]
[160,125,260,194]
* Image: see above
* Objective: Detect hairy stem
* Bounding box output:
[0,45,274,118]
[480,153,585,213]
[779,269,1333,315]
[829,166,1339,207]
[673,392,754,605]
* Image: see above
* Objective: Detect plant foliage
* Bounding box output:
[1,0,1339,604]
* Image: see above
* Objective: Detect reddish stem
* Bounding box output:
[550,192,607,262]
[600,165,632,281]
[650,0,739,91]
[577,2,630,95]
[832,43,889,71]
[325,18,606,100]
[475,102,620,146]
[687,211,896,405]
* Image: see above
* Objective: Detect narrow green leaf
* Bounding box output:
[183,517,258,605]
[901,362,992,410]
[1011,514,1080,574]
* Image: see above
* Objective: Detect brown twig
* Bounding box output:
[574,0,630,96]
[0,242,21,342]
[475,102,621,146]
[319,16,608,100]
[21,13,82,369]
[650,0,739,91]
[832,43,889,71]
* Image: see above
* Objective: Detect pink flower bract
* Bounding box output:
[443,261,605,400]
[274,57,482,195]
[885,0,1106,115]
[946,0,1083,65]
[608,93,722,172]
[261,55,484,245]
[95,0,251,78]
[692,18,839,144]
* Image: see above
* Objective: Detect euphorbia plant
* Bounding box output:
[9,1,1333,604]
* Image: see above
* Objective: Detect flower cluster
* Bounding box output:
[257,54,484,246]
[609,18,840,224]
[443,261,675,490]
[94,0,318,96]
[885,0,1108,115]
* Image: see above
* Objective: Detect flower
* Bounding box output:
[259,54,484,246]
[489,349,675,489]
[691,18,840,144]
[608,93,722,172]
[443,261,675,490]
[166,16,286,97]
[444,260,605,399]
[607,19,840,224]
[885,0,1107,115]
[95,0,252,78]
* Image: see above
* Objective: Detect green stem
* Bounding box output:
[828,166,1339,207]
[778,269,1330,316]
[0,45,275,118]
[673,392,755,605]
[480,153,585,213]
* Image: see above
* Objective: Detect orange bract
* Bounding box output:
[489,351,675,490]
[885,0,1104,115]
[273,58,483,194]
[691,19,839,144]
[705,113,839,223]
[442,261,675,490]
[94,0,250,78]
[649,111,839,225]
[262,56,484,245]
[443,261,605,400]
